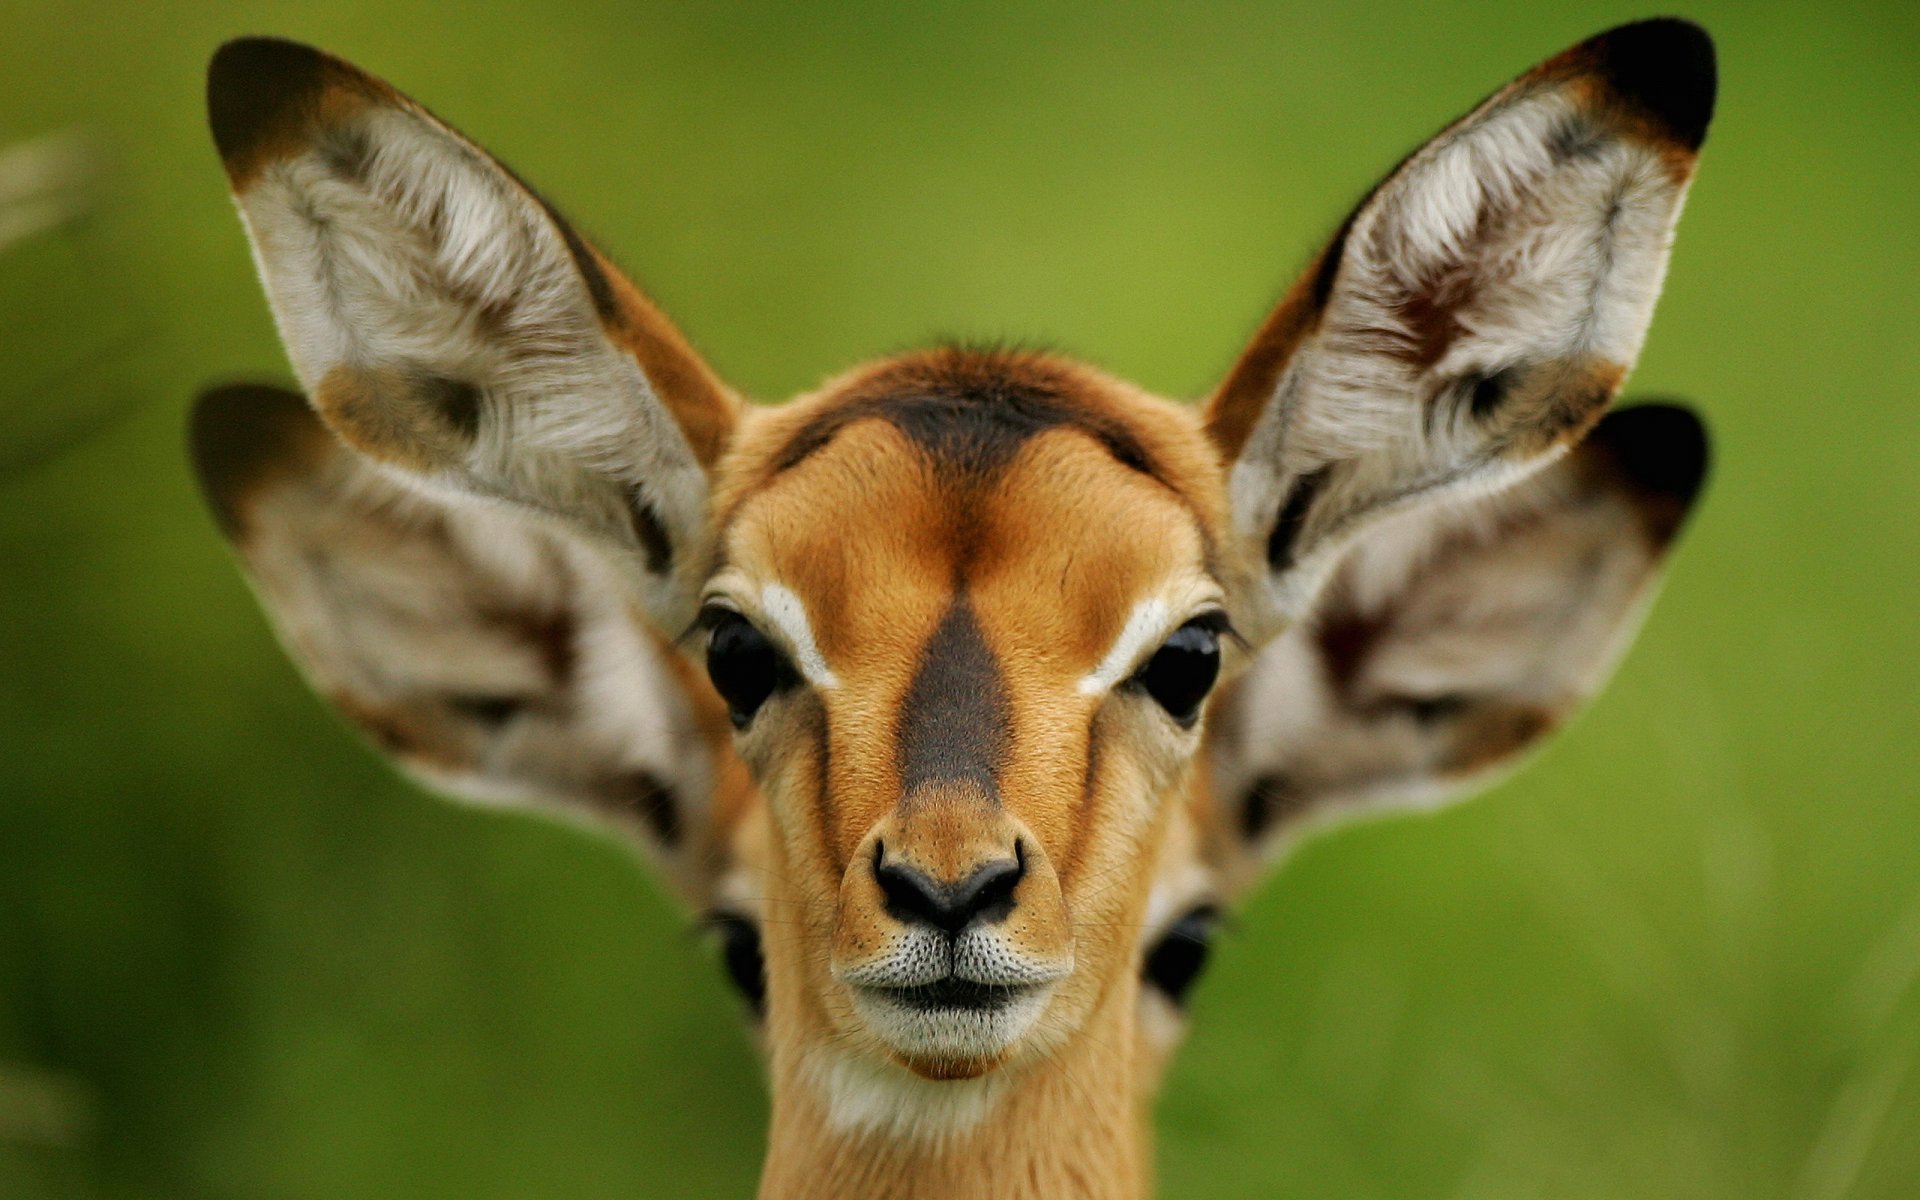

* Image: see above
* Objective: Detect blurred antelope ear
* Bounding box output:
[206,38,738,631]
[1205,403,1709,890]
[189,383,740,904]
[1207,19,1714,631]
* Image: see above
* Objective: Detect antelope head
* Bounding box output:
[190,20,1716,1198]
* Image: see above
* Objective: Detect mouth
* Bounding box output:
[876,977,1031,1013]
[849,976,1054,1074]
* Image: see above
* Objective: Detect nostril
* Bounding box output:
[874,844,1026,935]
[959,846,1023,925]
[875,858,947,929]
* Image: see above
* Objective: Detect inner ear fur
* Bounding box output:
[1205,402,1710,888]
[1207,19,1715,631]
[189,382,739,905]
[206,37,739,632]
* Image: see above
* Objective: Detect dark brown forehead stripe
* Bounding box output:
[896,596,1010,800]
[774,347,1157,480]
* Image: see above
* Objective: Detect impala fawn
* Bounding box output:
[191,19,1715,1198]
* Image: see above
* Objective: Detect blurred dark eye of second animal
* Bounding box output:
[1143,906,1220,1007]
[710,913,766,1015]
[444,694,527,727]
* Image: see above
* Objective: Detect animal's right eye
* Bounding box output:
[705,610,796,728]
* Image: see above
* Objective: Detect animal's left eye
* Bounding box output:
[1143,905,1219,1007]
[1131,618,1223,726]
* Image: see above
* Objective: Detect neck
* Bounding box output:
[756,982,1150,1200]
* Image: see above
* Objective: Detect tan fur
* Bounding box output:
[760,977,1147,1200]
[311,362,466,471]
[594,251,741,469]
[194,21,1716,1199]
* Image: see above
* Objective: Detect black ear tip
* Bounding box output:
[1589,18,1717,151]
[208,36,329,96]
[206,36,335,168]
[187,382,328,538]
[1588,401,1711,511]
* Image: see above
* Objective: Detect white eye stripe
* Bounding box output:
[749,582,1208,698]
[1078,599,1174,698]
[758,582,839,690]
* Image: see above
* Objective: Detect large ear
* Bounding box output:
[189,383,743,905]
[1207,20,1714,631]
[206,38,738,631]
[1204,403,1709,892]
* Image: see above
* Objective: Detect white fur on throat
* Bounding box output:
[805,1049,1015,1142]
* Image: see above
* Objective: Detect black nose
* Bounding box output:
[874,842,1025,934]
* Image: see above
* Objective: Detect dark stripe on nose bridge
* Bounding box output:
[896,597,1010,798]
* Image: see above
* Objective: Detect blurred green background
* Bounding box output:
[2,1,1915,1197]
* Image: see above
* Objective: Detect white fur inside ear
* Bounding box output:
[1209,441,1678,892]
[237,450,719,897]
[1229,82,1690,624]
[233,103,708,622]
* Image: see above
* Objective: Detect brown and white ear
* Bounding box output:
[1207,19,1714,631]
[206,38,738,632]
[189,383,739,905]
[1205,403,1709,891]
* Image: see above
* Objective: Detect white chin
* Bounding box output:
[852,986,1052,1063]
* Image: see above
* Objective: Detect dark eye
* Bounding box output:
[1392,692,1473,724]
[710,913,766,1015]
[705,610,796,728]
[1132,618,1223,726]
[443,693,529,727]
[1143,905,1219,1007]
